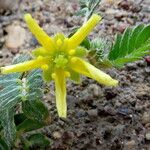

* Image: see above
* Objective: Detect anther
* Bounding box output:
[65,71,70,77]
[56,39,62,47]
[51,73,56,79]
[37,56,44,61]
[41,64,49,71]
[69,49,75,55]
[71,57,77,63]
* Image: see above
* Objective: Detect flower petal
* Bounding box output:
[68,14,101,49]
[1,59,45,74]
[32,47,51,57]
[70,58,118,86]
[24,14,55,51]
[53,69,67,118]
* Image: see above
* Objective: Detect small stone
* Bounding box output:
[89,84,101,97]
[145,132,150,141]
[53,131,62,139]
[87,109,98,118]
[5,23,26,52]
[0,0,18,10]
[124,140,136,150]
[145,123,150,128]
[117,23,129,33]
[142,112,150,124]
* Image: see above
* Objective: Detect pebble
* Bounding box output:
[5,23,26,53]
[124,140,136,150]
[145,132,150,141]
[145,123,150,128]
[89,84,101,97]
[87,109,98,118]
[53,131,62,139]
[0,0,18,10]
[142,112,150,124]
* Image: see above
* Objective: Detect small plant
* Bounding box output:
[0,1,150,149]
[1,14,118,118]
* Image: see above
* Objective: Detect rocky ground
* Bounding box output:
[0,0,150,149]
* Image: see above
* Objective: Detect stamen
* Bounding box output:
[37,56,44,61]
[51,73,56,79]
[41,64,49,71]
[56,39,63,47]
[65,71,70,77]
[71,57,77,63]
[69,49,75,55]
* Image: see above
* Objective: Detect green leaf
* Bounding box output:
[80,38,91,49]
[24,133,51,149]
[0,87,21,110]
[127,24,144,54]
[108,24,150,67]
[17,119,44,134]
[0,108,16,147]
[22,99,50,124]
[25,69,43,101]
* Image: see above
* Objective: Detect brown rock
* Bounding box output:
[53,131,62,139]
[142,111,150,124]
[5,23,26,53]
[124,140,136,150]
[0,0,18,10]
[145,132,150,141]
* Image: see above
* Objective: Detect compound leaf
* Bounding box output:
[0,108,16,147]
[108,24,150,67]
[0,54,44,147]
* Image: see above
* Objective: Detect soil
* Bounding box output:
[0,0,150,150]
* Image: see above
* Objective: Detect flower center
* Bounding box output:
[54,55,68,69]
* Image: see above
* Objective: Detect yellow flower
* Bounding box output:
[1,14,118,118]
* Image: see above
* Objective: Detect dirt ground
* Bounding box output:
[0,0,150,149]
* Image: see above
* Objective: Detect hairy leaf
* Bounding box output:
[0,109,16,147]
[87,38,113,68]
[0,55,31,111]
[108,24,150,67]
[22,100,50,124]
[17,119,44,134]
[0,54,44,147]
[24,133,51,149]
